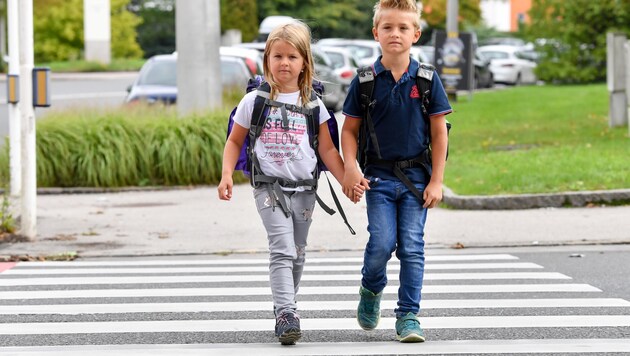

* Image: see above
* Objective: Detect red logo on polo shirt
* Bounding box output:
[410,85,420,98]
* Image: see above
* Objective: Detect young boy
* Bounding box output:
[340,0,452,343]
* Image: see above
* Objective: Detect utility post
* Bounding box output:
[175,0,222,116]
[18,0,36,239]
[446,0,459,102]
[7,0,21,198]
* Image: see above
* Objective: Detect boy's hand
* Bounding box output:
[422,181,443,209]
[217,176,233,201]
[342,168,364,203]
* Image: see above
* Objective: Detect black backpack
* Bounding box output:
[356,63,451,203]
[227,75,355,234]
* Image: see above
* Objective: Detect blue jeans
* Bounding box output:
[362,178,427,318]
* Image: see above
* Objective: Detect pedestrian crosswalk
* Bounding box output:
[0,252,629,355]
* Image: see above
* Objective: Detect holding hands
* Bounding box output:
[342,168,370,203]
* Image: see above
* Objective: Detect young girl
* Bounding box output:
[218,20,362,345]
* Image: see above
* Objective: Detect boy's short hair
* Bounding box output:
[373,0,422,29]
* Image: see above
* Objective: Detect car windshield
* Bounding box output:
[325,52,345,69]
[479,51,509,60]
[138,60,176,86]
[346,45,374,59]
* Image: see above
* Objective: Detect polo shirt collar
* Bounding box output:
[373,55,419,77]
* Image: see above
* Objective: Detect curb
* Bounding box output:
[442,186,630,210]
[3,185,630,210]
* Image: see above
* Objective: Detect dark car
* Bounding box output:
[474,50,494,89]
[125,53,253,105]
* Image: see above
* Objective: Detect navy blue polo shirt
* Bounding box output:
[343,56,452,183]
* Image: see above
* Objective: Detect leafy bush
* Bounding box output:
[35,105,230,187]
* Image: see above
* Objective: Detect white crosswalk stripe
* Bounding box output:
[0,253,629,355]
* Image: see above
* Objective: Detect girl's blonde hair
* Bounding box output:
[373,0,422,29]
[263,20,315,105]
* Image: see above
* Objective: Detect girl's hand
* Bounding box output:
[342,168,364,203]
[218,176,233,201]
[422,181,443,209]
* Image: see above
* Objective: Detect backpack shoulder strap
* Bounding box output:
[357,65,375,110]
[306,90,320,154]
[250,81,271,138]
[415,62,434,120]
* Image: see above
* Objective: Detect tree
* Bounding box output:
[33,0,142,63]
[257,0,373,40]
[221,0,257,42]
[421,0,482,30]
[526,0,630,83]
[128,0,176,58]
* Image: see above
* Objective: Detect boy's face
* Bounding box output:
[373,9,420,56]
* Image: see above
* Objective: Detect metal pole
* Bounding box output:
[175,0,222,116]
[7,0,21,197]
[446,0,459,101]
[18,0,36,239]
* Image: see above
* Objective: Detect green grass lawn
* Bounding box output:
[36,58,145,72]
[445,84,630,195]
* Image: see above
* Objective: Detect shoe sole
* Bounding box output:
[357,313,380,330]
[278,330,302,345]
[396,333,425,343]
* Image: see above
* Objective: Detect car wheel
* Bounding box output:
[514,73,522,86]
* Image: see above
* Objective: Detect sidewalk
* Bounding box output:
[1,179,629,259]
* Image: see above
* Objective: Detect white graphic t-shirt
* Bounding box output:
[232,90,330,191]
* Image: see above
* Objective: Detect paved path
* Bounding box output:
[1,180,629,258]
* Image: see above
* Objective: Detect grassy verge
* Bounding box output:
[0,84,627,195]
[445,84,630,195]
[37,58,145,72]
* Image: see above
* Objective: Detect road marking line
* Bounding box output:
[0,272,572,286]
[8,254,519,267]
[2,339,629,355]
[0,284,601,299]
[1,263,543,275]
[1,298,627,314]
[1,315,629,334]
[0,262,16,273]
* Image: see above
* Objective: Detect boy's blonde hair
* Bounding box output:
[263,20,315,105]
[373,0,422,29]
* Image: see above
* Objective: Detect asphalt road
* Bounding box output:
[0,72,138,144]
[0,245,629,355]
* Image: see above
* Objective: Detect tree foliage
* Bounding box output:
[526,0,630,83]
[221,0,258,42]
[258,0,373,40]
[128,0,176,57]
[421,0,482,29]
[33,0,142,63]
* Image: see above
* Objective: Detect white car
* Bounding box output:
[477,45,537,85]
[317,39,382,67]
[221,46,264,75]
[319,46,360,93]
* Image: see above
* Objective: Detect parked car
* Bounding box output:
[473,50,494,89]
[125,53,254,105]
[232,42,345,112]
[312,46,345,112]
[410,46,431,64]
[477,45,537,85]
[317,39,382,67]
[220,46,263,75]
[319,46,360,93]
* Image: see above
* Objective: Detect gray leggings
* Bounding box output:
[254,186,317,316]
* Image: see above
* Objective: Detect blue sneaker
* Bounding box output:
[275,312,302,345]
[395,312,425,342]
[357,286,382,330]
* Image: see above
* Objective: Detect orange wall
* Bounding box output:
[511,0,532,31]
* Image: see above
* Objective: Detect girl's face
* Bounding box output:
[268,40,304,92]
[373,9,420,56]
